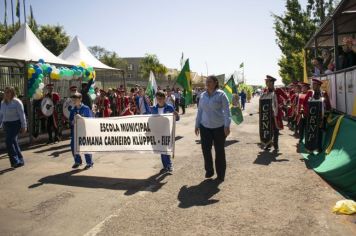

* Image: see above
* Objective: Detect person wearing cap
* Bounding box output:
[262,75,289,152]
[69,92,94,169]
[45,83,61,144]
[69,85,77,96]
[296,82,313,148]
[306,78,331,152]
[0,87,27,168]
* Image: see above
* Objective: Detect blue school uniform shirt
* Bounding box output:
[151,103,179,121]
[69,104,92,132]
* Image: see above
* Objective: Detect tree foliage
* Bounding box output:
[89,46,127,69]
[139,54,168,79]
[307,0,335,25]
[273,0,316,84]
[37,25,70,55]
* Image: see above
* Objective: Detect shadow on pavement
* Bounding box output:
[28,169,170,196]
[34,143,69,153]
[48,149,71,158]
[0,167,15,175]
[175,136,184,141]
[253,150,289,165]
[225,140,239,147]
[177,179,221,208]
[194,139,239,147]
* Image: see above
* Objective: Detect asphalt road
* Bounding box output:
[0,97,355,236]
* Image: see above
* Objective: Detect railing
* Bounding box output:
[318,65,356,117]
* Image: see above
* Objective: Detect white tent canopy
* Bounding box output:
[59,36,117,70]
[0,24,70,65]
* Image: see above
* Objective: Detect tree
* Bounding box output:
[37,25,70,55]
[139,54,168,79]
[88,45,127,70]
[0,23,20,44]
[273,0,316,84]
[101,51,128,69]
[307,0,335,25]
[88,45,110,59]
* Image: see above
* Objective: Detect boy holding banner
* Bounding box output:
[151,91,179,173]
[69,92,94,170]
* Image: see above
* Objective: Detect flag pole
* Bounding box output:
[22,0,26,23]
[11,0,14,27]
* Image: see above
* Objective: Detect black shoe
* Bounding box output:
[205,171,214,178]
[72,163,82,169]
[264,144,271,150]
[84,164,93,170]
[14,163,24,168]
[216,176,225,182]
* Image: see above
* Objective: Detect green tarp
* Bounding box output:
[301,114,356,199]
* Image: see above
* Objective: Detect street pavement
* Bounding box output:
[0,97,355,236]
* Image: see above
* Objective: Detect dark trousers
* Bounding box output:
[4,120,24,167]
[241,100,246,110]
[175,99,180,113]
[273,124,279,149]
[47,115,59,141]
[200,125,226,179]
[298,117,306,143]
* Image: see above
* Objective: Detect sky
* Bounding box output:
[1,0,309,85]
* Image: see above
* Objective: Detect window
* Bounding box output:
[127,73,132,78]
[128,64,134,71]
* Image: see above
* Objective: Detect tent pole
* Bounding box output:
[122,70,126,93]
[24,61,33,144]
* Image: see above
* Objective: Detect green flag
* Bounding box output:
[239,62,244,68]
[15,0,20,19]
[223,76,243,125]
[176,59,193,105]
[146,71,157,105]
[223,76,238,103]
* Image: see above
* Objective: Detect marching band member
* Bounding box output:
[262,75,289,152]
[69,92,93,169]
[45,83,60,144]
[307,78,331,152]
[98,90,111,117]
[115,89,124,116]
[297,82,313,147]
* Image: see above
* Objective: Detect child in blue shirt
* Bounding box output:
[151,91,179,173]
[69,92,94,170]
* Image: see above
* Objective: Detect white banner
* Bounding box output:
[74,114,176,155]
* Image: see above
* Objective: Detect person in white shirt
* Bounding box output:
[165,88,176,108]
